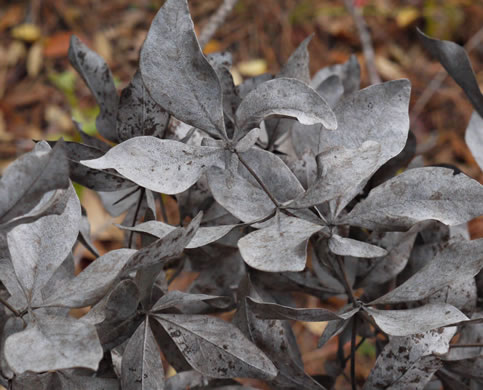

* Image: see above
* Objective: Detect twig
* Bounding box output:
[199,0,239,48]
[128,188,145,248]
[0,296,21,318]
[344,0,381,85]
[411,26,483,122]
[235,151,299,219]
[335,255,356,304]
[449,343,483,348]
[351,316,358,390]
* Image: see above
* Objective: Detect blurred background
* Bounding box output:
[0,1,482,388]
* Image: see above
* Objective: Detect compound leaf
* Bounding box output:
[121,319,165,390]
[117,70,170,142]
[371,238,483,304]
[81,137,224,194]
[342,167,483,231]
[154,313,277,380]
[0,141,69,224]
[4,314,103,374]
[235,78,337,139]
[418,29,483,117]
[68,35,118,142]
[364,304,468,336]
[140,0,226,139]
[7,184,81,306]
[238,216,323,272]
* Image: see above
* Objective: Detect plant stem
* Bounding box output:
[0,296,20,317]
[336,255,356,304]
[128,188,145,248]
[351,316,358,390]
[449,343,483,348]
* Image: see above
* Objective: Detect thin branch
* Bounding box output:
[335,255,356,304]
[0,296,21,317]
[449,343,483,348]
[235,150,280,207]
[128,188,146,248]
[199,0,239,48]
[351,316,358,390]
[344,0,381,85]
[411,26,483,122]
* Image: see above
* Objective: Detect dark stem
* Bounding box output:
[128,188,146,248]
[112,186,140,205]
[449,343,483,348]
[335,255,356,304]
[235,151,280,207]
[235,150,298,219]
[344,336,366,364]
[159,194,168,223]
[0,296,20,317]
[351,316,358,390]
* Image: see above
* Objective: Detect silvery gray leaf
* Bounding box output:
[122,213,201,272]
[234,78,337,139]
[464,111,483,171]
[311,55,360,95]
[358,228,419,287]
[342,167,483,231]
[424,278,477,315]
[418,29,483,117]
[6,184,81,306]
[55,372,120,390]
[286,150,318,190]
[78,207,100,257]
[288,141,381,213]
[165,370,207,390]
[81,137,225,194]
[236,73,273,100]
[154,313,277,380]
[121,319,165,390]
[238,147,305,205]
[364,304,468,336]
[238,216,323,272]
[83,279,139,326]
[246,296,355,322]
[74,120,110,152]
[364,327,456,389]
[68,35,119,142]
[277,35,312,83]
[234,279,325,390]
[0,140,69,224]
[117,70,170,142]
[4,314,103,374]
[235,128,261,153]
[40,253,75,311]
[317,306,360,347]
[207,53,240,119]
[371,238,483,304]
[151,290,229,312]
[444,310,483,361]
[42,248,136,308]
[207,167,274,223]
[322,79,410,170]
[328,234,388,258]
[140,0,226,139]
[117,220,236,249]
[316,75,344,108]
[55,140,133,192]
[0,187,69,232]
[98,186,140,217]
